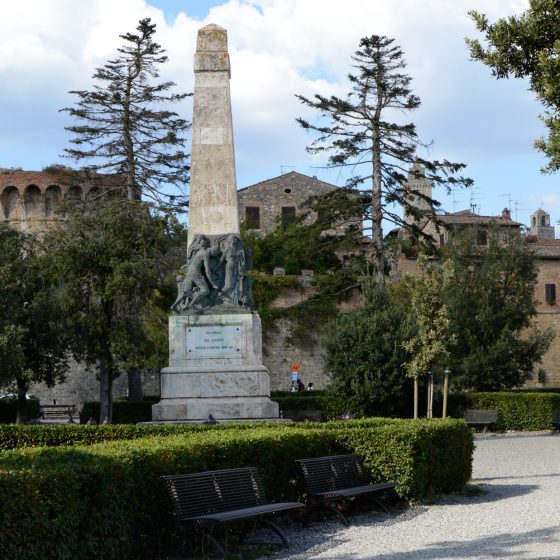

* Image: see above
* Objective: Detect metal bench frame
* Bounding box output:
[463,409,498,433]
[551,409,560,434]
[296,454,397,526]
[162,467,303,558]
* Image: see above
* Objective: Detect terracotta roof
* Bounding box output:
[439,210,522,227]
[528,239,560,258]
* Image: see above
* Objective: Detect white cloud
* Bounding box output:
[0,0,545,219]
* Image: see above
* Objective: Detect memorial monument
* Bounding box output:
[152,24,280,422]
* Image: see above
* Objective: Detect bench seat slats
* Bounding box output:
[186,502,303,524]
[313,482,397,501]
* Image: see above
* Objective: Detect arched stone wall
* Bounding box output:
[87,186,103,204]
[45,185,62,217]
[66,185,83,202]
[1,186,23,219]
[24,184,42,217]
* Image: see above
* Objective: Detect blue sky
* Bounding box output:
[1,0,559,232]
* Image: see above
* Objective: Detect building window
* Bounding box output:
[281,206,296,226]
[545,284,556,304]
[541,215,547,226]
[476,230,487,246]
[245,206,260,229]
[439,233,445,246]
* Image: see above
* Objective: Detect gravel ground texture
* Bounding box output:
[269,432,560,560]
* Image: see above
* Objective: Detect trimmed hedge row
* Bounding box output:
[460,391,560,430]
[0,419,472,560]
[80,397,160,424]
[0,398,40,423]
[272,394,351,420]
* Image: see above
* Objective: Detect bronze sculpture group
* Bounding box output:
[172,233,252,314]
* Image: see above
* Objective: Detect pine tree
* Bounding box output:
[297,35,471,282]
[61,18,190,207]
[466,1,560,172]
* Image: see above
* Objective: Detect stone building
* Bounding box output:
[398,164,560,387]
[237,170,354,235]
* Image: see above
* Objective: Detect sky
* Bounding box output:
[1,0,559,232]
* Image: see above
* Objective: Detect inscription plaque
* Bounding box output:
[187,325,242,358]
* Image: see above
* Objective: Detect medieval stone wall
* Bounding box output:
[28,362,161,405]
[0,169,122,234]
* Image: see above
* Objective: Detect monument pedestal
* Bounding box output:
[152,313,280,421]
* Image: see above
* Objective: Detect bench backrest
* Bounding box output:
[162,467,268,520]
[296,454,370,494]
[552,409,560,424]
[463,409,498,423]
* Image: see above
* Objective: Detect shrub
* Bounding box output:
[0,419,472,559]
[458,391,560,430]
[0,397,40,424]
[322,286,416,417]
[271,391,351,420]
[80,397,159,424]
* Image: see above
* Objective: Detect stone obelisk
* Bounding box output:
[187,24,239,244]
[152,24,279,422]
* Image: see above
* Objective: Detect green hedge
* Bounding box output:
[271,391,351,420]
[0,398,40,423]
[80,397,160,424]
[459,391,560,430]
[0,419,472,559]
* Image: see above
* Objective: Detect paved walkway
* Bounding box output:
[270,432,560,559]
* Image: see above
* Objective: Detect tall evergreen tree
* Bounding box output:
[61,18,190,206]
[0,226,69,423]
[297,35,471,282]
[467,1,560,172]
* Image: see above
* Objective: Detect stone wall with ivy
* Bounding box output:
[251,271,362,390]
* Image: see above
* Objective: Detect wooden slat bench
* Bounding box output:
[162,467,304,559]
[463,409,498,432]
[296,454,398,526]
[40,403,76,419]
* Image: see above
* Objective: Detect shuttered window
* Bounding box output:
[245,206,260,229]
[545,284,556,303]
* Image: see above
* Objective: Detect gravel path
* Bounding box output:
[269,432,560,559]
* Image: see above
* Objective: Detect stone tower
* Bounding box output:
[403,162,432,226]
[529,208,555,240]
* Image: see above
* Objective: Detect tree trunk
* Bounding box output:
[127,368,143,402]
[371,134,385,283]
[442,373,449,418]
[413,376,418,419]
[15,378,28,424]
[427,374,434,419]
[98,356,114,423]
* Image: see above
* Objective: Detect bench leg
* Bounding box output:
[258,519,290,548]
[200,530,226,559]
[304,502,349,527]
[361,495,391,514]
